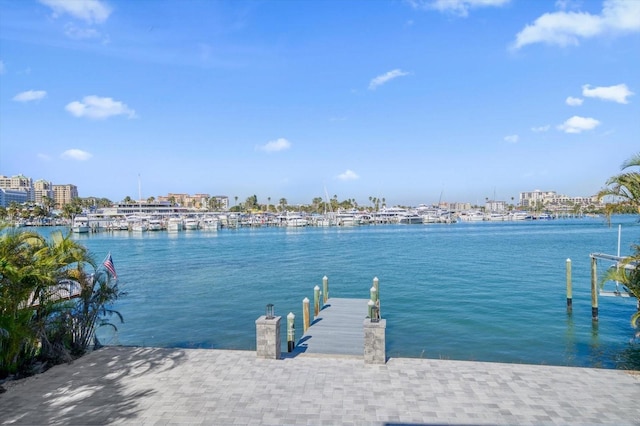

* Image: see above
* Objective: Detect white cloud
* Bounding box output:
[582,83,634,104]
[565,96,583,106]
[65,95,136,119]
[257,138,291,153]
[504,134,519,143]
[369,69,410,90]
[557,115,601,133]
[337,169,359,180]
[13,90,47,102]
[531,125,551,132]
[64,23,100,39]
[512,0,640,49]
[39,0,112,24]
[60,149,93,161]
[406,0,511,17]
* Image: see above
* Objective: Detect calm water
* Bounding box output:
[39,216,640,369]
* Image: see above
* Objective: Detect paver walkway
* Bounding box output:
[1,346,639,425]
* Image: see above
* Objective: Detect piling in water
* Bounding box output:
[566,258,572,312]
[590,256,598,321]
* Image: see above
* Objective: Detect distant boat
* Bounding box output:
[148,218,163,231]
[398,212,423,224]
[167,217,183,232]
[72,216,90,233]
[184,217,200,230]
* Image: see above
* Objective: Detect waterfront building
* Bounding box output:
[53,184,78,209]
[0,187,29,208]
[34,179,54,205]
[0,174,34,202]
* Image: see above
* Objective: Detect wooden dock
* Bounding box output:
[295,297,370,356]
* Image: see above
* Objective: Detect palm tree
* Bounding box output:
[598,152,640,218]
[600,246,640,328]
[0,227,123,377]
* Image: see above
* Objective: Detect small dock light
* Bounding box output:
[265,303,275,319]
[371,306,380,323]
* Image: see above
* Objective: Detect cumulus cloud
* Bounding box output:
[369,69,410,90]
[337,169,360,180]
[512,0,640,49]
[566,96,583,106]
[406,0,511,17]
[531,125,551,132]
[60,149,93,161]
[582,83,634,104]
[65,95,136,119]
[557,115,601,133]
[504,134,519,143]
[13,90,47,102]
[257,138,291,153]
[39,0,112,24]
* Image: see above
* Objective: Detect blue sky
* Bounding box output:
[1,0,638,207]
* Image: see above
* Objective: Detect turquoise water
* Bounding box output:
[40,216,640,369]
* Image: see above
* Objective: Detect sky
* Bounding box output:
[0,0,639,207]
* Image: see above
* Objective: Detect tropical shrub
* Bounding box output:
[0,226,123,378]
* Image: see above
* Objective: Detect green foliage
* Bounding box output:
[0,226,123,378]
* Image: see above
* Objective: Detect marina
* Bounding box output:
[29,215,640,370]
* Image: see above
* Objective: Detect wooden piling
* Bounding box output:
[590,256,598,321]
[323,276,329,304]
[302,297,310,332]
[566,258,572,312]
[314,285,320,318]
[373,277,380,316]
[287,312,295,352]
[367,299,374,318]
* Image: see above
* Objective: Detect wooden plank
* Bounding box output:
[295,297,369,356]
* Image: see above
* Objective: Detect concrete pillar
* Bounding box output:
[363,318,386,364]
[255,315,282,359]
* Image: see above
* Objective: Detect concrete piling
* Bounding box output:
[323,275,329,304]
[287,312,295,352]
[302,297,310,332]
[566,258,572,312]
[314,285,320,318]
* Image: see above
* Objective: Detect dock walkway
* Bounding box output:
[295,297,369,356]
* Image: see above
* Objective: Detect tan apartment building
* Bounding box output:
[53,184,79,209]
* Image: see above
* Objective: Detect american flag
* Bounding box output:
[103,253,117,279]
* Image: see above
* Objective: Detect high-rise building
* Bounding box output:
[0,174,34,202]
[34,179,54,205]
[53,184,79,209]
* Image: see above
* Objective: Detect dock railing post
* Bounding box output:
[323,276,329,304]
[314,285,320,318]
[373,276,380,316]
[566,258,572,313]
[287,312,295,352]
[303,297,310,332]
[590,256,598,321]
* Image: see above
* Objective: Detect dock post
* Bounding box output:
[364,318,386,364]
[255,312,281,360]
[373,276,380,315]
[590,256,598,321]
[367,299,374,318]
[314,285,320,318]
[323,276,329,304]
[287,312,295,352]
[566,258,572,312]
[302,297,310,332]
